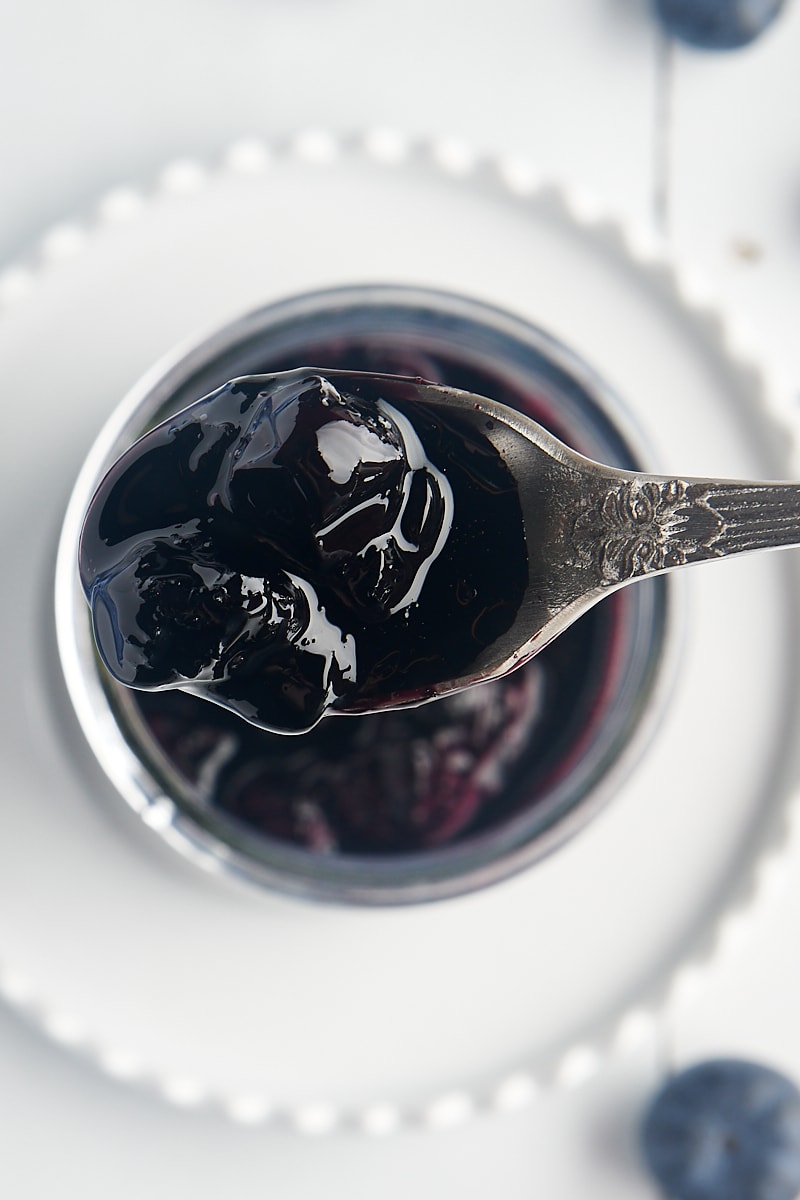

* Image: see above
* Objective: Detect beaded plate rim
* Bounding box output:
[1,128,798,1135]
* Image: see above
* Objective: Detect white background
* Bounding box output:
[1,1,800,1196]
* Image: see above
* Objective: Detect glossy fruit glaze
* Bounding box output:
[79,371,527,734]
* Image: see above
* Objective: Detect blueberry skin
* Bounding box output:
[641,1059,800,1200]
[654,0,786,49]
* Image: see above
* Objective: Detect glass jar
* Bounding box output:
[57,284,674,903]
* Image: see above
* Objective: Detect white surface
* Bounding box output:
[670,1,800,386]
[0,0,659,264]
[1,1,800,1197]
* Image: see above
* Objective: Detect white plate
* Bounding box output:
[1,134,798,1132]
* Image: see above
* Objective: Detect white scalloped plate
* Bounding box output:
[1,133,799,1133]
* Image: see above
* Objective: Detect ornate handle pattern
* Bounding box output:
[572,476,800,586]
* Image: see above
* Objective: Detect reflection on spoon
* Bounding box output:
[79,368,800,734]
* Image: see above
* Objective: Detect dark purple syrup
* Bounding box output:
[83,335,625,857]
[79,370,528,733]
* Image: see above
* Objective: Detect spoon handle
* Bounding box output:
[572,475,800,586]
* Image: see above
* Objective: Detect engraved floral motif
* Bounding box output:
[573,479,724,583]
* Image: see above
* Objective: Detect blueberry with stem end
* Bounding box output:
[641,1059,800,1200]
[654,0,787,50]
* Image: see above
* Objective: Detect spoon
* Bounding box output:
[79,368,800,733]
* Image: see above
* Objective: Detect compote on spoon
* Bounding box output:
[79,368,800,735]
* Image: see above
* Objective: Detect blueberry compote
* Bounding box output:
[79,371,527,734]
[85,328,633,860]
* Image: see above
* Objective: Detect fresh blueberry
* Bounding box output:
[654,0,787,49]
[641,1059,800,1200]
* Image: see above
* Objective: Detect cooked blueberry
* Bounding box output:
[654,0,786,49]
[80,369,528,735]
[641,1058,800,1200]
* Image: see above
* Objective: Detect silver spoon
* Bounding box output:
[79,367,800,733]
